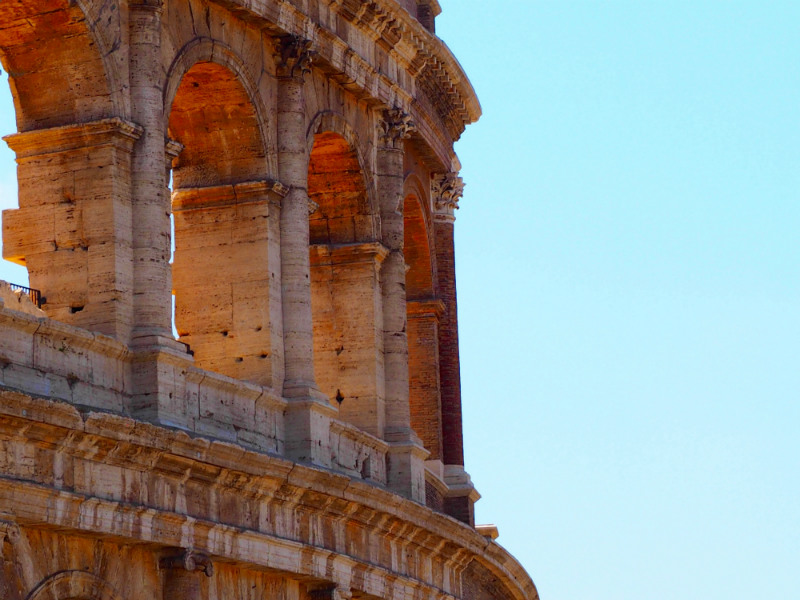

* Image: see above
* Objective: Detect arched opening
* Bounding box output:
[0,0,133,339]
[0,70,27,288]
[404,193,434,301]
[308,132,377,245]
[308,131,386,437]
[0,0,114,132]
[169,61,279,388]
[404,192,444,467]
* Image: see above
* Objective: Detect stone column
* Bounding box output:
[431,172,479,526]
[160,550,213,600]
[275,35,333,466]
[127,1,192,427]
[129,0,173,343]
[377,109,427,503]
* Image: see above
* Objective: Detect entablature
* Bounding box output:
[210,0,479,168]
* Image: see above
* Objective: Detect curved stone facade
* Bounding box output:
[0,2,538,600]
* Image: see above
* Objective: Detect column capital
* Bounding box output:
[310,587,352,600]
[160,550,214,577]
[378,108,415,149]
[431,172,464,222]
[274,35,315,81]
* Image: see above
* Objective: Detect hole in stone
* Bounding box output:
[69,305,84,313]
[234,357,243,363]
[221,330,229,337]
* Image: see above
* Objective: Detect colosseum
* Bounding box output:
[0,1,538,600]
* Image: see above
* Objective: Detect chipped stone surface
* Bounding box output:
[0,2,536,600]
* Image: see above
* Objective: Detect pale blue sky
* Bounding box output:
[437,1,799,599]
[1,2,798,599]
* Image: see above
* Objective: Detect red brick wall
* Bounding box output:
[408,306,442,459]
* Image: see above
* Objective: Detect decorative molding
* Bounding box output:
[406,298,446,319]
[172,180,288,212]
[431,172,464,221]
[3,118,143,159]
[274,35,315,80]
[379,108,415,149]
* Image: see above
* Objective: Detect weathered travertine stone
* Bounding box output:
[0,2,537,600]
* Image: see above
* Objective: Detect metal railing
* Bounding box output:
[7,282,44,308]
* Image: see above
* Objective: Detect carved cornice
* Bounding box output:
[431,172,464,221]
[274,35,315,80]
[379,108,415,149]
[3,118,143,159]
[172,180,288,212]
[324,0,480,140]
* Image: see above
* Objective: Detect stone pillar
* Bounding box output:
[127,1,192,426]
[160,550,213,600]
[310,242,388,438]
[275,35,334,466]
[129,0,173,342]
[2,119,141,342]
[377,109,427,502]
[431,172,478,526]
[172,180,288,389]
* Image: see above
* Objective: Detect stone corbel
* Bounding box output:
[378,108,415,150]
[431,172,464,222]
[165,138,184,180]
[274,35,315,81]
[160,549,214,577]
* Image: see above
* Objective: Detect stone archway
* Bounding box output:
[168,58,282,389]
[403,177,445,472]
[0,0,137,340]
[26,571,122,600]
[0,0,116,131]
[307,126,386,438]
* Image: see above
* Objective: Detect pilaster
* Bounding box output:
[431,171,479,525]
[377,108,427,502]
[275,35,333,467]
[129,0,173,343]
